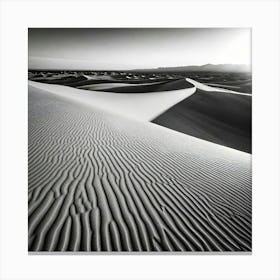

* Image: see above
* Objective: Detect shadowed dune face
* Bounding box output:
[90,79,195,93]
[28,85,251,252]
[77,81,166,91]
[31,75,161,87]
[152,88,252,153]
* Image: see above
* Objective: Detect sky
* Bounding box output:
[28,28,251,70]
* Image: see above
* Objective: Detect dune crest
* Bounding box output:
[29,80,196,121]
[186,78,252,96]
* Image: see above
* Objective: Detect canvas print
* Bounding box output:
[28,28,252,252]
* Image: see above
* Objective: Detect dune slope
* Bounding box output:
[153,87,252,153]
[28,85,251,252]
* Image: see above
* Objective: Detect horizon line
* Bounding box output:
[28,63,251,72]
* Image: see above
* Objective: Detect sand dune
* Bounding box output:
[28,85,251,252]
[186,78,251,96]
[93,79,195,93]
[205,82,251,93]
[29,81,196,121]
[77,80,166,91]
[33,75,193,93]
[153,82,252,153]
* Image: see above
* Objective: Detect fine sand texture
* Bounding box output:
[28,84,252,252]
[153,84,252,153]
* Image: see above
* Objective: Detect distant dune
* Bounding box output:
[77,81,166,91]
[91,79,194,93]
[153,79,252,153]
[28,84,251,252]
[31,75,194,93]
[205,81,252,94]
[185,78,251,95]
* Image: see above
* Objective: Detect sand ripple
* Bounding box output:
[28,86,251,252]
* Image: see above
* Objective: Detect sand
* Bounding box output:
[77,81,166,91]
[153,86,252,153]
[28,84,252,252]
[186,78,252,96]
[29,81,196,122]
[92,79,195,93]
[205,82,251,93]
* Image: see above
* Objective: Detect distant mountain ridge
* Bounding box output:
[133,64,251,73]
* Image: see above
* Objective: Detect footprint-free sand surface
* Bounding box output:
[153,80,252,153]
[28,83,252,252]
[29,80,196,122]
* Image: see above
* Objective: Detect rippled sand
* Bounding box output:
[28,84,251,252]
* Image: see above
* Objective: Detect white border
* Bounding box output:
[0,0,280,279]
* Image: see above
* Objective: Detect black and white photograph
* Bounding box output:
[1,0,280,279]
[28,28,252,253]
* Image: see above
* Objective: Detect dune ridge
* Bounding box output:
[29,81,196,121]
[186,78,251,96]
[29,85,251,252]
